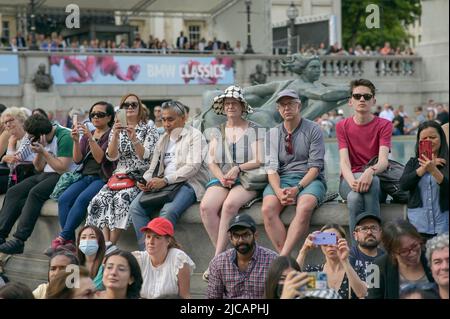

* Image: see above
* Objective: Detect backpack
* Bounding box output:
[366,156,409,203]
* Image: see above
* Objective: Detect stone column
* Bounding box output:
[416,0,449,103]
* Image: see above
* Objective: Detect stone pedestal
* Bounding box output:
[22,83,63,111]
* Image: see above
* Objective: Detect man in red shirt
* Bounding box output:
[336,79,392,238]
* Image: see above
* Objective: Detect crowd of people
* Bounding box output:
[0,78,448,300]
[315,100,449,139]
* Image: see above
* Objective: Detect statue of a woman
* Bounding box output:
[195,54,350,130]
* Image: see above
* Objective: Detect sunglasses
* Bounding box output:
[90,111,108,119]
[120,101,139,109]
[285,133,293,155]
[162,101,186,115]
[352,93,373,101]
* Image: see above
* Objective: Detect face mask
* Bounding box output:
[79,239,99,256]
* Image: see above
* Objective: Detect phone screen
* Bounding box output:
[419,140,432,160]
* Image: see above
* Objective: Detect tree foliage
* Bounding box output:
[342,0,421,49]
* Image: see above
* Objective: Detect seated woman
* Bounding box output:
[86,94,159,246]
[0,107,34,193]
[48,101,115,252]
[297,224,367,299]
[400,120,448,239]
[130,101,209,249]
[368,219,436,299]
[95,250,143,299]
[200,85,263,280]
[76,225,106,291]
[46,266,96,299]
[33,250,80,299]
[132,217,195,299]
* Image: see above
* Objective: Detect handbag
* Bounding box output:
[139,182,184,208]
[107,173,135,190]
[365,156,409,203]
[7,161,36,189]
[221,124,267,191]
[50,171,83,200]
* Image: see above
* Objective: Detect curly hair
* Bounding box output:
[425,232,449,267]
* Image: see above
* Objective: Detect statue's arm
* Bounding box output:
[302,84,350,102]
[243,82,279,97]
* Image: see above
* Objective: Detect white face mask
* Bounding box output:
[78,239,99,256]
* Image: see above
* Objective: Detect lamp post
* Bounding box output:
[286,1,299,55]
[244,0,254,54]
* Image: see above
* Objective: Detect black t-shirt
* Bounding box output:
[81,153,102,177]
[437,112,449,125]
[393,115,404,133]
[349,245,385,277]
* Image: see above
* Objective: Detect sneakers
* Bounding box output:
[202,267,210,282]
[0,238,24,255]
[44,237,76,257]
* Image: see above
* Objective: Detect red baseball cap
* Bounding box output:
[140,217,174,236]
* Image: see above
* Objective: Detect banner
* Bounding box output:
[50,55,234,85]
[0,54,19,85]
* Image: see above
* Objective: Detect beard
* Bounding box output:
[234,242,255,255]
[359,237,380,249]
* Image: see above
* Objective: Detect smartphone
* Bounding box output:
[303,272,328,290]
[72,114,78,127]
[419,140,432,160]
[312,232,337,245]
[117,109,127,128]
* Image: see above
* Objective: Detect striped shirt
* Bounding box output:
[206,245,278,299]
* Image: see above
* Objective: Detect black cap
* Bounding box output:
[355,212,382,229]
[228,213,256,232]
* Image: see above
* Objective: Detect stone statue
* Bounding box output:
[249,64,267,85]
[194,54,350,130]
[33,63,53,91]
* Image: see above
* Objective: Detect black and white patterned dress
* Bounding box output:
[86,122,159,231]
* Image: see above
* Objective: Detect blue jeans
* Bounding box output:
[130,184,196,249]
[58,175,105,241]
[339,173,385,244]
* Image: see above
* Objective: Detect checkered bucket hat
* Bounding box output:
[212,85,253,115]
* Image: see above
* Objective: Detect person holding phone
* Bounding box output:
[86,94,159,247]
[400,120,448,239]
[296,224,368,299]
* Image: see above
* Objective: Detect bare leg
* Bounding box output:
[102,228,110,243]
[261,195,285,253]
[280,194,317,257]
[215,186,257,256]
[110,229,123,245]
[199,186,229,248]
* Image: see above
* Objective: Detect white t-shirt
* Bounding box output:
[133,248,195,299]
[163,137,177,176]
[379,109,395,122]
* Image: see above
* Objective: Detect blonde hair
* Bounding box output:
[1,106,28,124]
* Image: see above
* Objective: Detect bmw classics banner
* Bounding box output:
[50,55,234,85]
[0,54,20,85]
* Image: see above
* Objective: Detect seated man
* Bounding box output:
[206,213,278,299]
[336,79,391,238]
[262,89,327,256]
[0,114,73,254]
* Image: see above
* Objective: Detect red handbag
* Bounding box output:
[107,173,135,190]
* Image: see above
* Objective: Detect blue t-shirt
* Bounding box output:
[349,245,385,278]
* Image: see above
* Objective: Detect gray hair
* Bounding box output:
[161,101,186,117]
[426,233,449,266]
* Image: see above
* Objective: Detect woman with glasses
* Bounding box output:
[199,85,263,281]
[400,121,448,240]
[0,107,34,193]
[86,94,159,247]
[368,219,435,299]
[46,101,116,253]
[297,224,368,299]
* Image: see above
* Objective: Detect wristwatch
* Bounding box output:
[297,184,304,193]
[163,177,169,184]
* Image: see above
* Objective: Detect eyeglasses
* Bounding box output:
[352,93,373,101]
[396,242,421,257]
[278,101,299,109]
[1,118,15,126]
[162,101,186,116]
[285,133,293,155]
[120,101,139,109]
[90,111,108,119]
[231,232,253,241]
[355,225,380,233]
